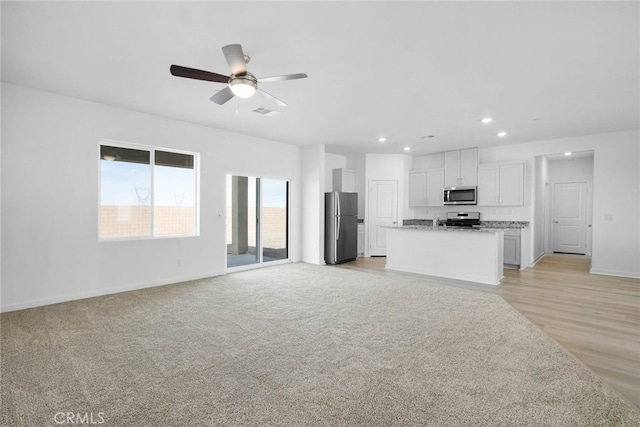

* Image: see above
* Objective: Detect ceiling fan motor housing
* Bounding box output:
[229,72,257,98]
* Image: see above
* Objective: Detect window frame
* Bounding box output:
[98,139,200,242]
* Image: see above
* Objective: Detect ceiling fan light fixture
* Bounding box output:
[229,73,257,98]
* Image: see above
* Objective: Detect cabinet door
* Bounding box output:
[444,150,460,187]
[425,168,444,206]
[503,235,520,265]
[342,170,356,192]
[459,148,478,186]
[333,168,356,192]
[499,163,524,206]
[477,165,500,206]
[409,170,428,207]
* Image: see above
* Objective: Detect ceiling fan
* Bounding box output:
[170,44,307,107]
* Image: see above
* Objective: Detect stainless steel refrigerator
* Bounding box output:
[325,192,358,264]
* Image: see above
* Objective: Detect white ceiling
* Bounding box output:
[2,1,638,156]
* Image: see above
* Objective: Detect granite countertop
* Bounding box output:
[393,225,501,233]
[402,219,529,229]
[473,221,529,229]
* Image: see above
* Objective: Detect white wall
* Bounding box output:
[533,155,549,261]
[301,144,325,265]
[590,136,639,277]
[1,83,303,311]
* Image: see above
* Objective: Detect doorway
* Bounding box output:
[542,152,593,257]
[552,182,588,254]
[226,175,289,269]
[368,180,398,256]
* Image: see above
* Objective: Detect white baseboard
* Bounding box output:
[0,272,222,313]
[589,268,640,279]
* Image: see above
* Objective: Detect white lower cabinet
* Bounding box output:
[503,229,521,267]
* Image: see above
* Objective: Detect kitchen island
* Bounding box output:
[385,226,505,285]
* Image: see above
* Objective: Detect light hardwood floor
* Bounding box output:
[336,254,640,410]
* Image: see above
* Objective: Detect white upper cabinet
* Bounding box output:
[499,163,525,206]
[477,165,500,205]
[409,170,428,207]
[425,168,444,206]
[444,148,478,187]
[409,168,444,207]
[477,162,524,206]
[332,168,356,192]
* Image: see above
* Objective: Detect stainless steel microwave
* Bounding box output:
[443,186,477,205]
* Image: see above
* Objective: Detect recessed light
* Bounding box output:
[497,132,507,137]
[404,146,411,151]
[564,152,572,156]
[481,117,493,124]
[378,137,386,143]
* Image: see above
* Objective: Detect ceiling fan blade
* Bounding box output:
[210,87,235,105]
[170,65,229,83]
[222,44,247,76]
[258,89,287,107]
[258,73,308,83]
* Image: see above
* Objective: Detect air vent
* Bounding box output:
[252,107,281,117]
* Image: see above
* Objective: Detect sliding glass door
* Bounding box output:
[226,175,289,269]
[261,179,288,263]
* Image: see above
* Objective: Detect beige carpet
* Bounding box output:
[2,263,639,426]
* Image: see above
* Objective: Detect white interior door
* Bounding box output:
[369,180,398,256]
[553,182,587,254]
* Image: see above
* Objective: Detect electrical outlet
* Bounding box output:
[605,214,614,221]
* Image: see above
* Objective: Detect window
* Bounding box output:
[226,175,289,268]
[99,142,198,239]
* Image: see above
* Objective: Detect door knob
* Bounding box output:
[554,221,559,224]
[393,221,397,225]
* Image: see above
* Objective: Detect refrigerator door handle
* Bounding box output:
[336,192,341,217]
[336,215,341,240]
